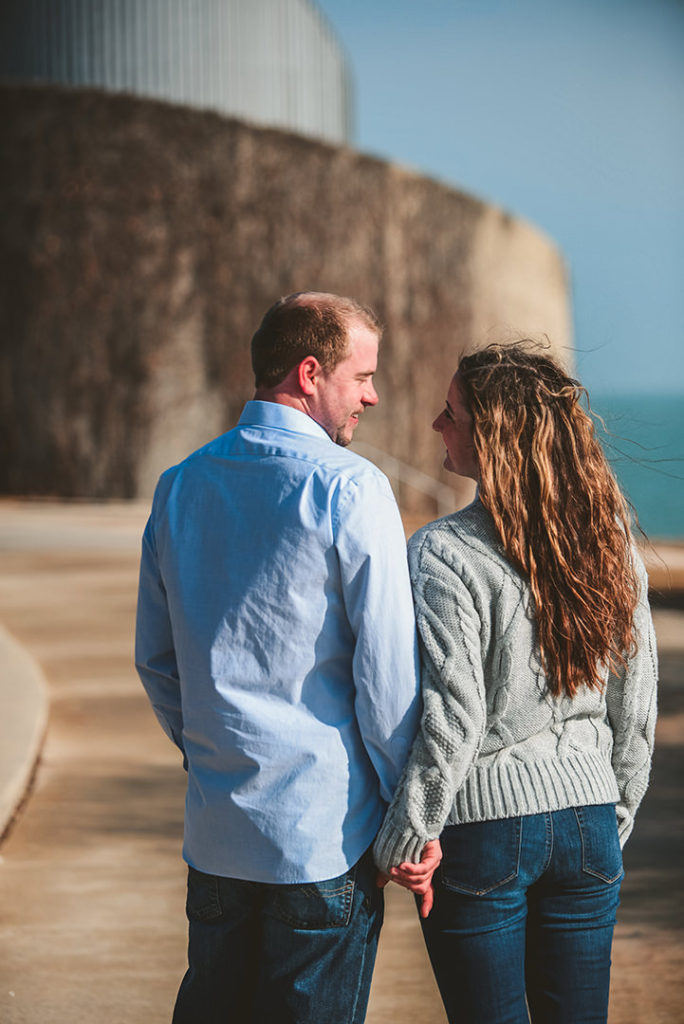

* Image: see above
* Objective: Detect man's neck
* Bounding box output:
[253,389,307,415]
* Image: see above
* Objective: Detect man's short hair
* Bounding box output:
[251,292,382,389]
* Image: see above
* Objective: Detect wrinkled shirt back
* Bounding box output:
[135,402,420,882]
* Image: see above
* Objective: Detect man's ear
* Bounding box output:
[297,356,321,396]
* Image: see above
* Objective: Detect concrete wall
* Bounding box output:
[0,82,572,510]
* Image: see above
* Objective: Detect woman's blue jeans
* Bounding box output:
[172,848,383,1024]
[420,804,623,1024]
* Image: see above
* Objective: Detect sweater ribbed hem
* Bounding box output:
[447,752,620,825]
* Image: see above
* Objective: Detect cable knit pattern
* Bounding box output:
[374,498,658,872]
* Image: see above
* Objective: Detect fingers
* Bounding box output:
[376,871,391,889]
[385,837,443,895]
[389,872,431,894]
[389,867,430,891]
[419,884,434,919]
[390,862,431,880]
[393,840,442,876]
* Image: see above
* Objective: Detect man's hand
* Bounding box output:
[386,839,442,918]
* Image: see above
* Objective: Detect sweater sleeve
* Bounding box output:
[373,536,487,872]
[605,554,658,847]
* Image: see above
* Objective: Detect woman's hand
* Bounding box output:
[378,839,443,918]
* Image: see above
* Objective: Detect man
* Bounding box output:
[135,292,423,1023]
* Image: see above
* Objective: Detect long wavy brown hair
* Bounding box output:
[458,342,639,698]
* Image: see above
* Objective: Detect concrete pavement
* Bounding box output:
[0,499,682,1022]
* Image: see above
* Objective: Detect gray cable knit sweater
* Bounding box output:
[374,498,658,873]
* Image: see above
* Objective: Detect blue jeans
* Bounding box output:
[421,805,623,1024]
[172,848,383,1024]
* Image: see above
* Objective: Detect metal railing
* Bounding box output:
[352,441,458,517]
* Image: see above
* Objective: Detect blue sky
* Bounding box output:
[316,0,684,395]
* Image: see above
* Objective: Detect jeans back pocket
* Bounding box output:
[573,804,623,883]
[267,868,356,930]
[440,818,522,895]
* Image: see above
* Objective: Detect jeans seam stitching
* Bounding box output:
[582,866,624,883]
[441,869,519,896]
[347,875,379,1023]
[540,810,553,875]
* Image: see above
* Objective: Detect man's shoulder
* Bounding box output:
[152,425,393,509]
[153,430,231,480]
[318,444,390,487]
[313,447,398,525]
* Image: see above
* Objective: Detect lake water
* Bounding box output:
[592,394,684,540]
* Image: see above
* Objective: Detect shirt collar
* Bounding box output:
[238,400,333,442]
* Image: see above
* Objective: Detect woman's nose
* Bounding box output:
[432,413,444,432]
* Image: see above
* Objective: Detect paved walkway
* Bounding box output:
[0,500,682,1023]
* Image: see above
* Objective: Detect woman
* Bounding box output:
[374,343,658,1024]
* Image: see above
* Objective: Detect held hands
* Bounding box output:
[376,839,443,919]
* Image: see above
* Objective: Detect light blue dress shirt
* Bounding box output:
[135,401,420,883]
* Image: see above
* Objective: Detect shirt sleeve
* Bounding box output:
[605,553,658,847]
[373,533,487,872]
[335,469,421,804]
[134,500,185,759]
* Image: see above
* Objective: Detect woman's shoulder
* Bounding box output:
[409,499,509,589]
[408,496,501,565]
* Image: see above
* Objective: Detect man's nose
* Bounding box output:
[363,382,379,406]
[432,413,444,432]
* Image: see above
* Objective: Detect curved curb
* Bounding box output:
[0,623,48,841]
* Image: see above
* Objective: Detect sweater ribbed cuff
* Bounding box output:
[373,824,427,874]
